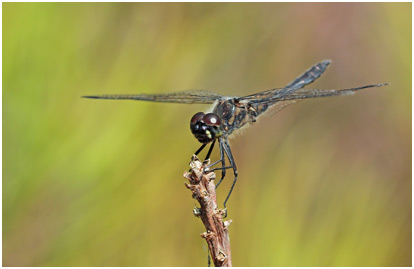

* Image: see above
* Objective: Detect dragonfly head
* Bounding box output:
[190,112,223,144]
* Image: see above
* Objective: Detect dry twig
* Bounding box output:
[184,156,232,267]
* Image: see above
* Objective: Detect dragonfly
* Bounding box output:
[83,60,387,213]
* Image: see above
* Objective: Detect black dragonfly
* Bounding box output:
[83,60,387,213]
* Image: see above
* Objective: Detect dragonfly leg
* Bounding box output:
[194,143,207,158]
[204,137,228,189]
[194,137,236,218]
[204,139,216,163]
[193,141,216,164]
[222,138,238,217]
[193,140,226,187]
[215,137,226,189]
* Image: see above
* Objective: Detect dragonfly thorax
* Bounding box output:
[190,112,223,144]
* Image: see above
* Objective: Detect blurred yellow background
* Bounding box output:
[3,3,411,266]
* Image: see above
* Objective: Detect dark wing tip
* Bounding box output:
[364,83,390,89]
[82,96,101,99]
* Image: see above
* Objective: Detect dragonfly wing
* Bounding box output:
[248,83,388,120]
[264,83,389,104]
[82,90,224,104]
[239,60,331,103]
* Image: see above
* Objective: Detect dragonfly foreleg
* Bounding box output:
[204,139,216,162]
[193,143,207,160]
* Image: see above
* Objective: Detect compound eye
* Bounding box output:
[203,113,221,126]
[190,112,205,124]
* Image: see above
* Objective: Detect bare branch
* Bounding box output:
[184,156,232,267]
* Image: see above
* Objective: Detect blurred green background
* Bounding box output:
[3,2,411,266]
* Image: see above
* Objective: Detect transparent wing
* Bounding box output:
[240,60,332,103]
[247,83,388,120]
[259,83,389,105]
[82,90,224,104]
[262,100,298,116]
